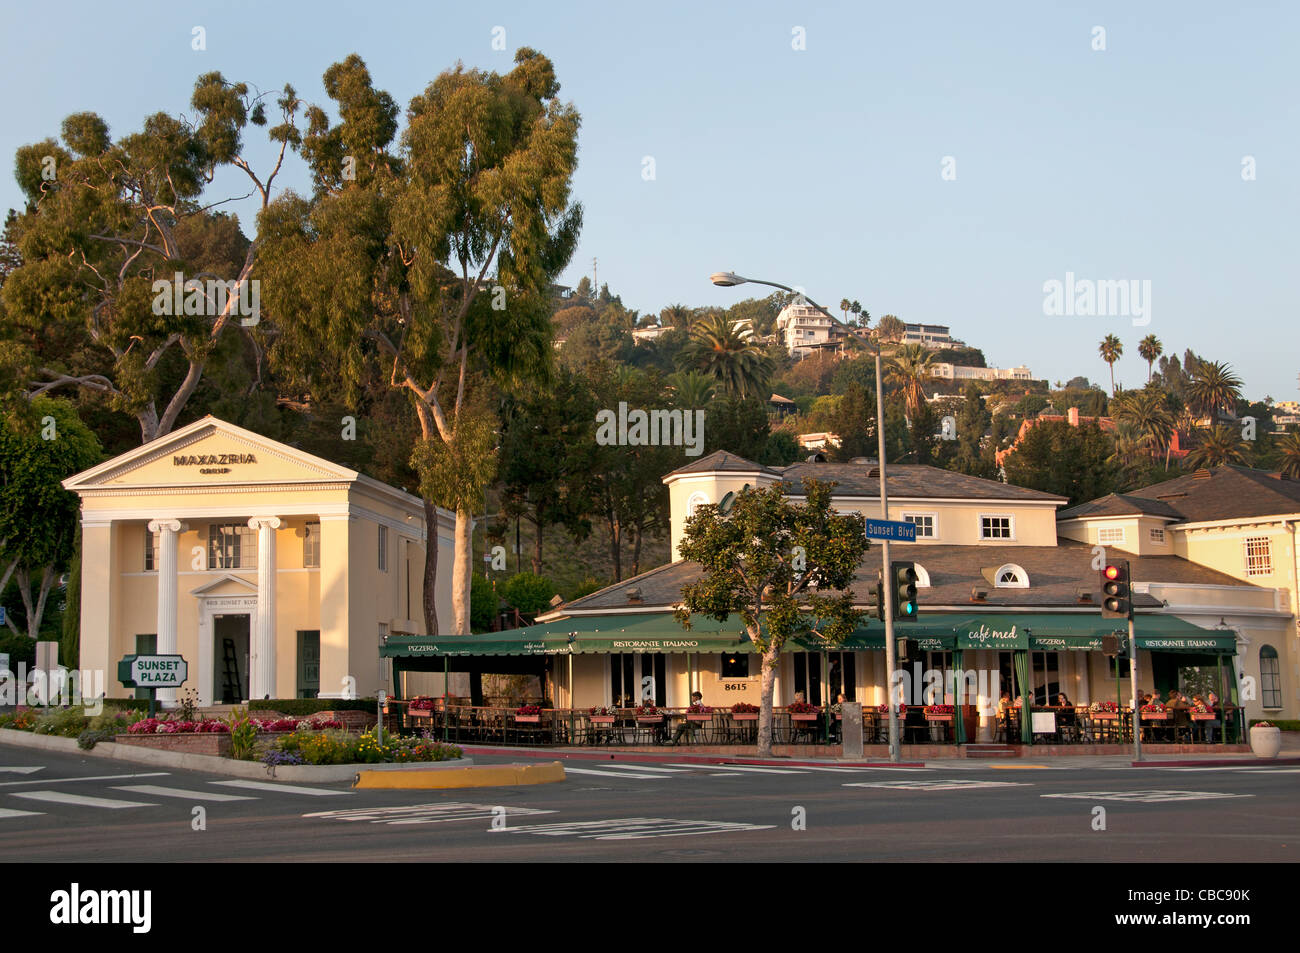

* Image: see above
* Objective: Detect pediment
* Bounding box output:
[64,416,357,491]
[190,574,260,598]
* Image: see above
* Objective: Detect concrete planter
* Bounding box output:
[1249,725,1281,759]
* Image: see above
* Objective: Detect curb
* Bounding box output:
[457,746,924,769]
[1129,756,1300,768]
[354,762,566,789]
[0,728,472,782]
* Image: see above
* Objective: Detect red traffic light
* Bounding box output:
[1104,565,1121,580]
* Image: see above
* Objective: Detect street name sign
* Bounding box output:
[863,518,917,542]
[117,655,188,689]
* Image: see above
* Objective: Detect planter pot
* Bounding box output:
[1140,713,1169,720]
[115,733,232,757]
[636,716,663,723]
[1090,712,1118,720]
[924,714,954,722]
[790,713,818,721]
[731,713,759,721]
[514,715,541,723]
[686,713,713,722]
[1250,725,1281,759]
[1192,713,1216,721]
[589,716,616,725]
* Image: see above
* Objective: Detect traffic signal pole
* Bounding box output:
[1127,561,1142,762]
[876,346,899,763]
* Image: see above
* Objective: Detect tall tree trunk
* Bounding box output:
[532,516,544,576]
[757,639,780,757]
[631,524,643,578]
[453,507,474,634]
[608,514,622,582]
[422,499,439,637]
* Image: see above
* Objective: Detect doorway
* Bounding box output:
[213,614,250,704]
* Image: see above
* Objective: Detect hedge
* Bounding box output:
[249,699,379,715]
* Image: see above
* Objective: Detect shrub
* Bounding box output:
[501,572,557,615]
[77,729,117,750]
[89,709,142,732]
[230,718,258,760]
[33,707,90,738]
[248,699,379,716]
[0,709,38,731]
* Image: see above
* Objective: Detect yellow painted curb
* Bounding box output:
[353,762,566,789]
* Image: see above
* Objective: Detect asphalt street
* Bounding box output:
[1,746,1296,863]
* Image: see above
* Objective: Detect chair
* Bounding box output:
[790,715,822,745]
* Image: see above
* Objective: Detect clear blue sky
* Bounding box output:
[2,1,1296,400]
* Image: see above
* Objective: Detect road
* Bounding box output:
[1,746,1296,863]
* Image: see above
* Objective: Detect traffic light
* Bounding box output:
[892,561,919,621]
[1101,562,1131,619]
[873,569,885,622]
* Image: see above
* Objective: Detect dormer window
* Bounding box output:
[993,564,1029,588]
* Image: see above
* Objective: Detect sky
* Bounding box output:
[2,0,1296,400]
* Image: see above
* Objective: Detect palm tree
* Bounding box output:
[1099,335,1123,396]
[850,300,867,328]
[1185,424,1252,469]
[660,303,693,329]
[678,312,774,399]
[1108,422,1147,483]
[1186,359,1243,423]
[665,369,716,409]
[1138,334,1163,383]
[1112,389,1174,461]
[885,344,936,418]
[840,298,851,322]
[1276,431,1300,478]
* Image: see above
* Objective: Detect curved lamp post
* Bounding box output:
[710,270,901,762]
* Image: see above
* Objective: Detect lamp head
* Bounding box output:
[710,271,746,287]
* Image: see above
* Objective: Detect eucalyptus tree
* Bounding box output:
[1098,334,1123,396]
[259,50,582,636]
[875,314,905,344]
[3,76,300,442]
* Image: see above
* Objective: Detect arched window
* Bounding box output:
[1260,645,1282,709]
[686,492,708,519]
[994,563,1029,588]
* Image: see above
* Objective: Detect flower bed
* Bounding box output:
[265,728,462,766]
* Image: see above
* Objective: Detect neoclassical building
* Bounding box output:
[63,417,454,705]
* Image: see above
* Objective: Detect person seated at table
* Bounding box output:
[673,692,706,744]
[997,691,1012,715]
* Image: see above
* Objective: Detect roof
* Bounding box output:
[1057,493,1184,521]
[663,450,781,479]
[550,539,1255,615]
[777,462,1066,502]
[1124,465,1300,523]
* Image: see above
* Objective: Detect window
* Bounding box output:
[144,530,159,571]
[1260,645,1281,709]
[686,492,708,519]
[1097,526,1125,545]
[903,513,937,539]
[1029,652,1061,706]
[1149,528,1166,544]
[980,515,1013,540]
[378,524,388,572]
[303,522,321,569]
[208,523,257,570]
[993,563,1029,588]
[790,653,823,706]
[720,653,749,678]
[1244,537,1271,576]
[610,653,665,707]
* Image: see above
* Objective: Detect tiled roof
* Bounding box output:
[777,462,1066,502]
[1124,465,1300,523]
[663,451,781,478]
[554,540,1253,613]
[1057,493,1184,521]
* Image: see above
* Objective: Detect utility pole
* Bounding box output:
[876,344,899,763]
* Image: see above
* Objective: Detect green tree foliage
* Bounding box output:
[1185,425,1252,469]
[678,312,773,398]
[830,383,875,461]
[60,526,81,667]
[1002,420,1118,506]
[470,574,499,633]
[674,479,867,756]
[4,77,300,441]
[1186,360,1244,421]
[760,430,801,467]
[261,50,581,636]
[936,383,995,478]
[704,395,770,460]
[1098,334,1123,396]
[501,572,558,616]
[0,399,102,641]
[498,367,598,574]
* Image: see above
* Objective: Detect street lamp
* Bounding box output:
[710,270,902,763]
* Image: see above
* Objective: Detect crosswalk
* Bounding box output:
[0,771,353,819]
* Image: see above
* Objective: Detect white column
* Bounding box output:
[248,517,282,700]
[147,519,184,705]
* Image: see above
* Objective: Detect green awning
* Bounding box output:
[950,613,1235,654]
